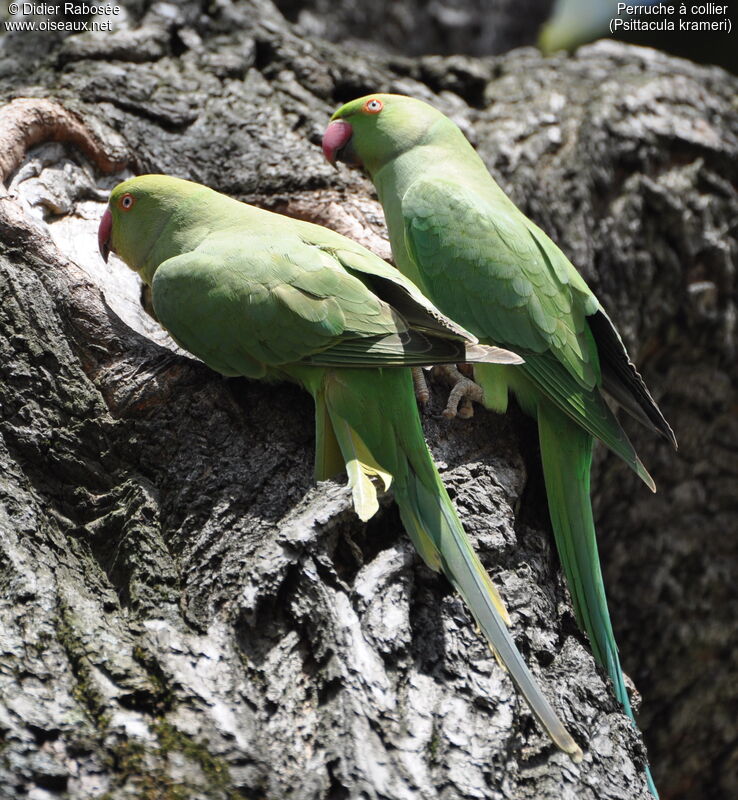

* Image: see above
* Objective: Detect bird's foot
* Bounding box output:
[431,364,484,419]
[411,367,430,406]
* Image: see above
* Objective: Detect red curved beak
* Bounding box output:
[322,120,354,166]
[98,207,112,262]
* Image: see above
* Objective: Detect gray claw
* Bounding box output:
[432,365,484,419]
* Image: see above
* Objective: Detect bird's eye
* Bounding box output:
[363,98,383,114]
[119,193,135,211]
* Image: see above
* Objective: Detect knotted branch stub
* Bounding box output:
[0,97,128,186]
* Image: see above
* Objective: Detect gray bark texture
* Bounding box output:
[0,2,736,799]
[271,0,555,58]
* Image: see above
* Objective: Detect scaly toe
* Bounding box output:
[430,365,484,418]
[411,367,430,406]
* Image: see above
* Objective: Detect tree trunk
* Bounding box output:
[270,0,555,58]
[0,3,735,799]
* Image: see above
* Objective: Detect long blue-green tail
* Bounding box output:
[318,366,583,761]
[538,400,657,796]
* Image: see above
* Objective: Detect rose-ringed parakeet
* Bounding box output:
[98,174,584,762]
[324,94,676,795]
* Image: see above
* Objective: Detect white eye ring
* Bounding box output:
[121,194,134,209]
[365,99,383,113]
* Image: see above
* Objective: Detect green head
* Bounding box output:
[323,94,448,175]
[98,174,212,280]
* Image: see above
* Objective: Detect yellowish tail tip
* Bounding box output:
[339,421,394,521]
[345,459,379,522]
[569,744,584,763]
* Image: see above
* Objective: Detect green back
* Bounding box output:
[107,175,486,380]
[333,95,653,483]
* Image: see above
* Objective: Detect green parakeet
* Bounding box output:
[98,174,584,762]
[324,94,676,794]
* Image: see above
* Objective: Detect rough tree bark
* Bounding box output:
[270,0,555,58]
[0,3,735,800]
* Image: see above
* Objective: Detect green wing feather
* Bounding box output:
[522,354,655,490]
[287,215,480,343]
[401,178,654,488]
[151,238,379,376]
[403,179,599,380]
[152,229,520,375]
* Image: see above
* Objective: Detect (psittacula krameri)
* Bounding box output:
[97,174,584,762]
[324,94,676,795]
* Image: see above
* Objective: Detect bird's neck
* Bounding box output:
[137,193,243,285]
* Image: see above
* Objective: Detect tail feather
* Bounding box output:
[396,466,583,763]
[319,366,582,762]
[538,400,658,796]
[314,387,348,481]
[330,416,393,521]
